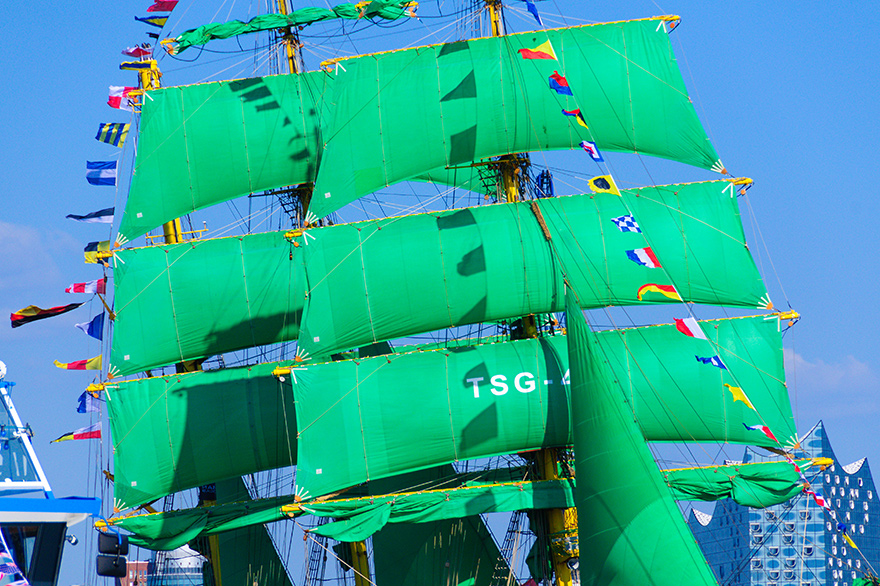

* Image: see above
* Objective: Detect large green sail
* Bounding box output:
[105,362,296,510]
[309,17,723,218]
[111,180,765,376]
[107,315,789,509]
[117,70,333,246]
[565,289,718,586]
[293,316,792,498]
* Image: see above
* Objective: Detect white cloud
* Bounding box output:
[784,348,880,417]
[0,221,79,292]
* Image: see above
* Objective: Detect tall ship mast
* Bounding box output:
[81,1,842,585]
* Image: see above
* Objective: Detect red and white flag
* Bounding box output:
[122,45,151,57]
[108,86,136,111]
[65,278,106,295]
[674,317,708,340]
[147,0,178,12]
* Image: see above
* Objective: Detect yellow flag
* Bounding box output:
[588,175,621,196]
[724,383,756,411]
[843,533,859,550]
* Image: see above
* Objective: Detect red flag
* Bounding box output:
[147,0,178,11]
[65,278,107,295]
[108,86,136,111]
[122,45,152,57]
[11,303,84,328]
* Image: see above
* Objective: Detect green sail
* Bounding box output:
[309,17,723,218]
[107,315,789,509]
[119,17,722,244]
[110,458,814,549]
[117,70,333,246]
[293,315,792,498]
[111,180,765,376]
[172,1,413,54]
[565,288,718,586]
[105,362,296,510]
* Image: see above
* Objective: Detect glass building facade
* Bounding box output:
[689,421,880,586]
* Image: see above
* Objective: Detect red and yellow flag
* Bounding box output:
[10,303,84,328]
[636,283,681,301]
[51,422,101,443]
[54,355,102,371]
[518,40,557,60]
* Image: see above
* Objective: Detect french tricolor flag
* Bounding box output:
[674,317,708,340]
[743,423,778,443]
[626,247,662,268]
[108,86,136,111]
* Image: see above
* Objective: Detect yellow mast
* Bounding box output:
[483,3,575,585]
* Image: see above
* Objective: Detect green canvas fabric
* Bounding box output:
[112,181,765,375]
[106,362,297,509]
[173,2,412,54]
[108,314,790,507]
[310,17,722,217]
[293,315,792,498]
[304,479,574,542]
[565,288,718,586]
[112,459,810,550]
[117,71,333,245]
[664,460,814,509]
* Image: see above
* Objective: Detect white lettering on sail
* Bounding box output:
[467,377,485,398]
[490,374,509,395]
[515,372,536,393]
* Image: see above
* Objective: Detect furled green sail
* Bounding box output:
[309,17,723,218]
[111,180,765,376]
[565,289,718,586]
[105,362,296,510]
[663,459,824,509]
[293,315,791,498]
[171,1,414,54]
[109,457,814,550]
[117,71,333,246]
[107,314,789,509]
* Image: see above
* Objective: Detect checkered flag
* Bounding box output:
[611,214,641,233]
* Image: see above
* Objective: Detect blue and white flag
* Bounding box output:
[75,313,104,341]
[610,214,641,233]
[66,207,114,224]
[85,161,117,186]
[695,355,727,370]
[579,140,604,162]
[77,390,104,414]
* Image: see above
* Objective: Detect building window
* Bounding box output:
[833,534,838,543]
[769,571,780,580]
[769,547,779,556]
[785,558,797,568]
[858,478,864,487]
[752,559,763,569]
[846,512,851,521]
[837,499,842,508]
[864,502,869,511]
[804,546,814,556]
[828,522,834,531]
[869,490,873,500]
[753,535,764,545]
[751,523,762,533]
[850,500,855,509]
[784,570,795,580]
[857,560,862,569]
[799,510,811,520]
[783,534,795,544]
[784,522,796,532]
[860,525,865,534]
[766,511,777,521]
[845,477,850,485]
[865,513,870,523]
[853,571,858,579]
[832,486,838,496]
[826,474,832,483]
[842,547,847,556]
[836,475,841,484]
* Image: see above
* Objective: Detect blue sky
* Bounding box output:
[2,0,879,582]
